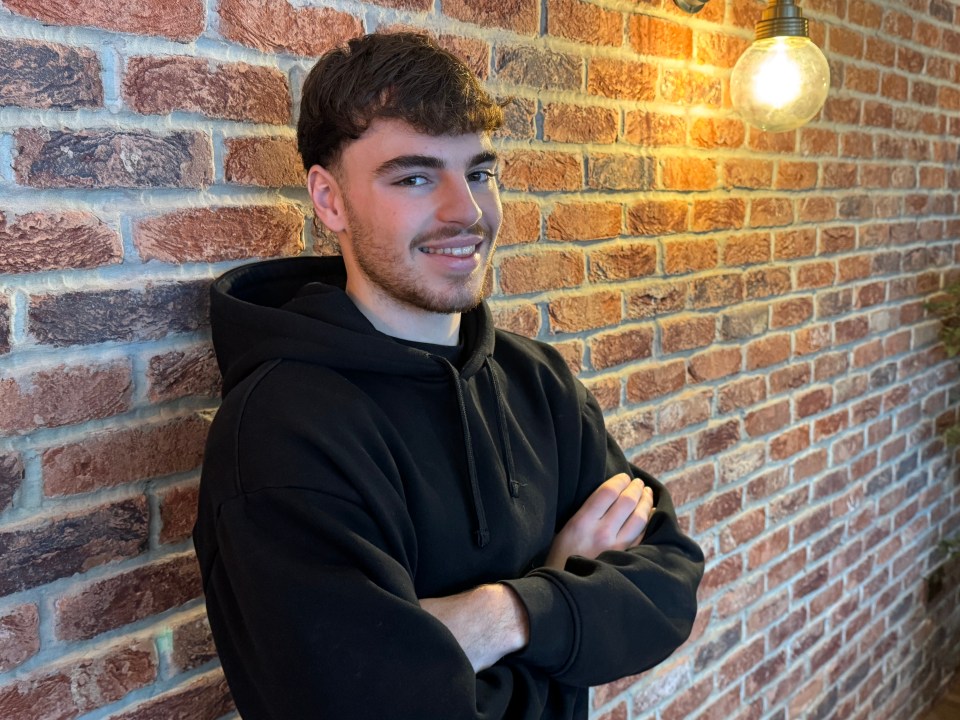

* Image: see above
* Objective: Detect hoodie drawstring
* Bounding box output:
[439,358,517,548]
[487,363,520,499]
[442,361,491,548]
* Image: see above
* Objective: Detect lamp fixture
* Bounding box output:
[675,0,830,133]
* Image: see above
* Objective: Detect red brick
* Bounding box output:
[658,390,711,434]
[690,117,745,149]
[0,452,23,512]
[124,56,288,124]
[490,304,540,338]
[607,411,654,450]
[627,199,688,236]
[723,233,770,266]
[501,150,581,191]
[690,273,743,309]
[660,68,722,107]
[718,377,766,413]
[769,363,811,394]
[104,671,233,720]
[661,315,716,354]
[720,305,768,340]
[696,419,741,460]
[626,360,686,403]
[699,554,744,597]
[495,95,537,139]
[0,604,39,673]
[495,46,579,90]
[547,0,621,45]
[744,267,792,303]
[665,238,718,274]
[589,327,653,370]
[746,334,790,370]
[158,483,200,545]
[626,280,687,319]
[147,345,221,402]
[631,437,688,476]
[795,324,832,356]
[749,128,798,153]
[771,297,813,328]
[746,400,791,438]
[664,464,715,507]
[0,210,121,274]
[724,158,773,189]
[661,676,715,720]
[55,554,201,641]
[135,205,303,263]
[774,228,816,260]
[437,34,490,78]
[692,198,746,232]
[797,387,833,418]
[751,197,794,228]
[4,0,202,40]
[168,614,217,675]
[588,58,657,101]
[548,291,620,333]
[584,376,620,411]
[554,341,584,375]
[500,246,576,290]
[0,38,102,110]
[625,111,687,147]
[695,30,750,69]
[543,104,618,144]
[15,129,212,189]
[42,415,208,497]
[0,362,131,435]
[587,154,654,191]
[225,137,305,187]
[546,203,619,242]
[688,347,742,382]
[771,425,811,460]
[29,282,209,347]
[0,497,148,596]
[630,14,692,59]
[589,243,657,282]
[799,196,837,223]
[660,157,717,191]
[219,0,362,55]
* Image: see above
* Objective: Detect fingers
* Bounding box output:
[598,478,647,540]
[616,485,654,547]
[574,472,632,522]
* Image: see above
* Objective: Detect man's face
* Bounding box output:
[330,118,502,317]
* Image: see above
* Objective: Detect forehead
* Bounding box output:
[339,117,494,172]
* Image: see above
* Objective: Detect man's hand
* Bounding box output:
[545,473,654,570]
[420,583,529,673]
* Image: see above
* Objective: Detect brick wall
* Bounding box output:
[1,0,959,716]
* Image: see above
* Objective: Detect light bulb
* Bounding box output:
[731,36,830,133]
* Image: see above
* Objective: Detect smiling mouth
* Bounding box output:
[418,244,480,257]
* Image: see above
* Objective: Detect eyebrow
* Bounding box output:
[374,150,499,177]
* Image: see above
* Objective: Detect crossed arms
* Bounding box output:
[421,473,656,672]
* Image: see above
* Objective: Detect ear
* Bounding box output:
[307,165,347,233]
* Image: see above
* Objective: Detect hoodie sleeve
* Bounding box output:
[195,373,559,720]
[501,386,705,687]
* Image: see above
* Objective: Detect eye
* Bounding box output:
[469,169,499,183]
[394,175,429,187]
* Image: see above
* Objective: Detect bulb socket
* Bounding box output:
[755,0,810,39]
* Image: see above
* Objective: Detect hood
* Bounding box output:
[209,256,496,395]
[209,256,510,548]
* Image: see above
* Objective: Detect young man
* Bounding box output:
[194,32,704,719]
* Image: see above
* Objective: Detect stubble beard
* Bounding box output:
[345,200,496,315]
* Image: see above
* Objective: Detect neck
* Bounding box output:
[345,282,462,346]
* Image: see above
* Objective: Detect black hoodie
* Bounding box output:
[194,256,704,720]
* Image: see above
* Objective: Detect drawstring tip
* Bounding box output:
[475,529,490,547]
[509,480,520,498]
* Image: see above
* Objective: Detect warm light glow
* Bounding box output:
[731,36,830,133]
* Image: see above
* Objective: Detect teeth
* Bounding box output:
[421,245,477,257]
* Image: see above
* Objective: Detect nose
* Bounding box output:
[436,177,483,228]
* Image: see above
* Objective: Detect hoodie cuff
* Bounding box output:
[501,572,578,674]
